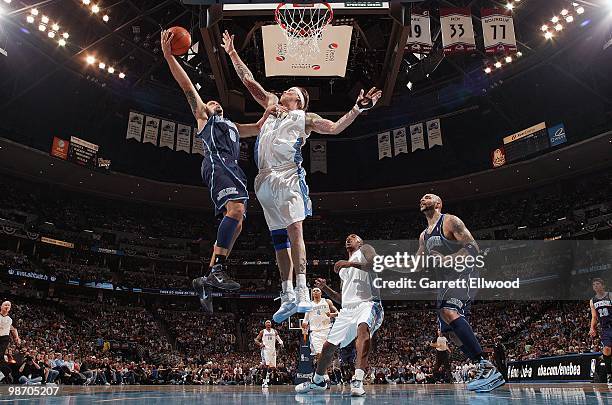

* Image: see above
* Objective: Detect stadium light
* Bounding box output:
[555,23,563,31]
[30,8,39,16]
[91,4,99,13]
[565,15,574,23]
[119,72,126,79]
[47,31,55,38]
[516,51,523,57]
[541,24,548,32]
[551,16,559,23]
[561,9,568,16]
[51,23,59,31]
[41,15,49,24]
[3,0,11,4]
[576,6,584,14]
[544,31,553,40]
[62,32,69,39]
[83,0,90,3]
[38,24,46,32]
[98,62,105,69]
[86,55,95,64]
[107,66,115,74]
[58,38,66,46]
[505,56,512,63]
[406,81,413,90]
[102,14,109,22]
[494,61,502,68]
[484,67,492,74]
[26,15,35,23]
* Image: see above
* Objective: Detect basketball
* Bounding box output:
[168,26,191,56]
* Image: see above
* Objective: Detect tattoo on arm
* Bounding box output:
[309,107,360,135]
[231,55,275,106]
[184,89,201,118]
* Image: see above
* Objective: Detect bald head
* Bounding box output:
[420,194,443,214]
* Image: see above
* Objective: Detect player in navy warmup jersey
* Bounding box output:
[416,194,504,392]
[590,278,612,382]
[162,30,278,310]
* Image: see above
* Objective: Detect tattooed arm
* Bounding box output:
[236,104,287,138]
[439,214,479,258]
[161,30,210,129]
[222,31,278,109]
[305,87,382,135]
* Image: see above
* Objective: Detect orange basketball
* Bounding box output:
[168,26,191,56]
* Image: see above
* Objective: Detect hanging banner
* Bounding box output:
[378,131,392,159]
[491,147,506,168]
[406,10,432,54]
[50,137,69,160]
[159,120,176,150]
[176,124,192,153]
[410,123,425,152]
[440,8,476,54]
[310,140,327,174]
[481,9,517,55]
[126,112,144,141]
[392,128,408,155]
[143,116,160,145]
[192,127,204,156]
[426,119,443,148]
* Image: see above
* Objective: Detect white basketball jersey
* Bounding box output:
[308,299,331,332]
[339,249,376,306]
[256,109,308,170]
[262,328,277,350]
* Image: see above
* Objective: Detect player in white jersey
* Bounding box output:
[255,320,283,387]
[296,235,384,397]
[302,288,338,385]
[222,31,382,323]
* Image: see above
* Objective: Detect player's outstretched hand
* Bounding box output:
[334,260,351,273]
[314,278,327,289]
[355,87,382,112]
[161,30,174,59]
[222,30,235,54]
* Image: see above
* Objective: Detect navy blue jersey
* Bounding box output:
[593,292,612,329]
[423,214,463,256]
[197,115,240,161]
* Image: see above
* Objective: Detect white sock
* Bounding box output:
[354,369,365,381]
[324,374,330,381]
[313,373,325,384]
[296,273,307,289]
[282,280,294,293]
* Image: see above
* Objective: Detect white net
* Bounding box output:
[275,3,333,62]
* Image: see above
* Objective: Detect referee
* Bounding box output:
[1,301,21,362]
[430,329,451,383]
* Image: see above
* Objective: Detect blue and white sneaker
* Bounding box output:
[296,287,314,313]
[467,360,505,393]
[350,379,365,396]
[295,378,327,394]
[273,291,298,323]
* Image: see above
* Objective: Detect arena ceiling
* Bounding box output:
[1,0,611,118]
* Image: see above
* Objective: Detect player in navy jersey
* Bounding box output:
[416,194,504,392]
[162,30,278,310]
[589,278,612,382]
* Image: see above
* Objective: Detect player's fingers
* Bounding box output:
[358,89,364,99]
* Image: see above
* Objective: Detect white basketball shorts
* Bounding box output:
[326,301,384,348]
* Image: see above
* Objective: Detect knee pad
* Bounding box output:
[271,229,291,251]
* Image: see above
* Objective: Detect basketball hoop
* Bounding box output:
[275,2,334,62]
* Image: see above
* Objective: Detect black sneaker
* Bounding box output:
[204,264,241,291]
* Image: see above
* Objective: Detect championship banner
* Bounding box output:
[126,112,144,141]
[377,131,392,159]
[440,8,476,54]
[392,128,408,155]
[410,123,425,152]
[192,127,204,155]
[491,147,506,168]
[50,137,69,160]
[406,10,432,54]
[262,25,352,77]
[159,120,176,150]
[426,119,443,148]
[481,9,517,55]
[176,124,192,153]
[143,116,160,145]
[309,140,327,174]
[548,123,567,147]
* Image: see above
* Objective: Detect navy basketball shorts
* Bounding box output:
[201,156,248,218]
[601,327,612,347]
[437,269,478,333]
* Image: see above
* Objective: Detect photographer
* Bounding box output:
[18,353,43,385]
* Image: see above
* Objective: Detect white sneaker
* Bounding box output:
[295,379,327,394]
[273,291,297,323]
[262,381,268,388]
[296,287,313,313]
[350,379,365,397]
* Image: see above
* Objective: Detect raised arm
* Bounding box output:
[222,31,278,109]
[161,30,210,130]
[326,299,339,318]
[334,243,377,273]
[589,300,598,337]
[305,87,382,135]
[314,278,342,305]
